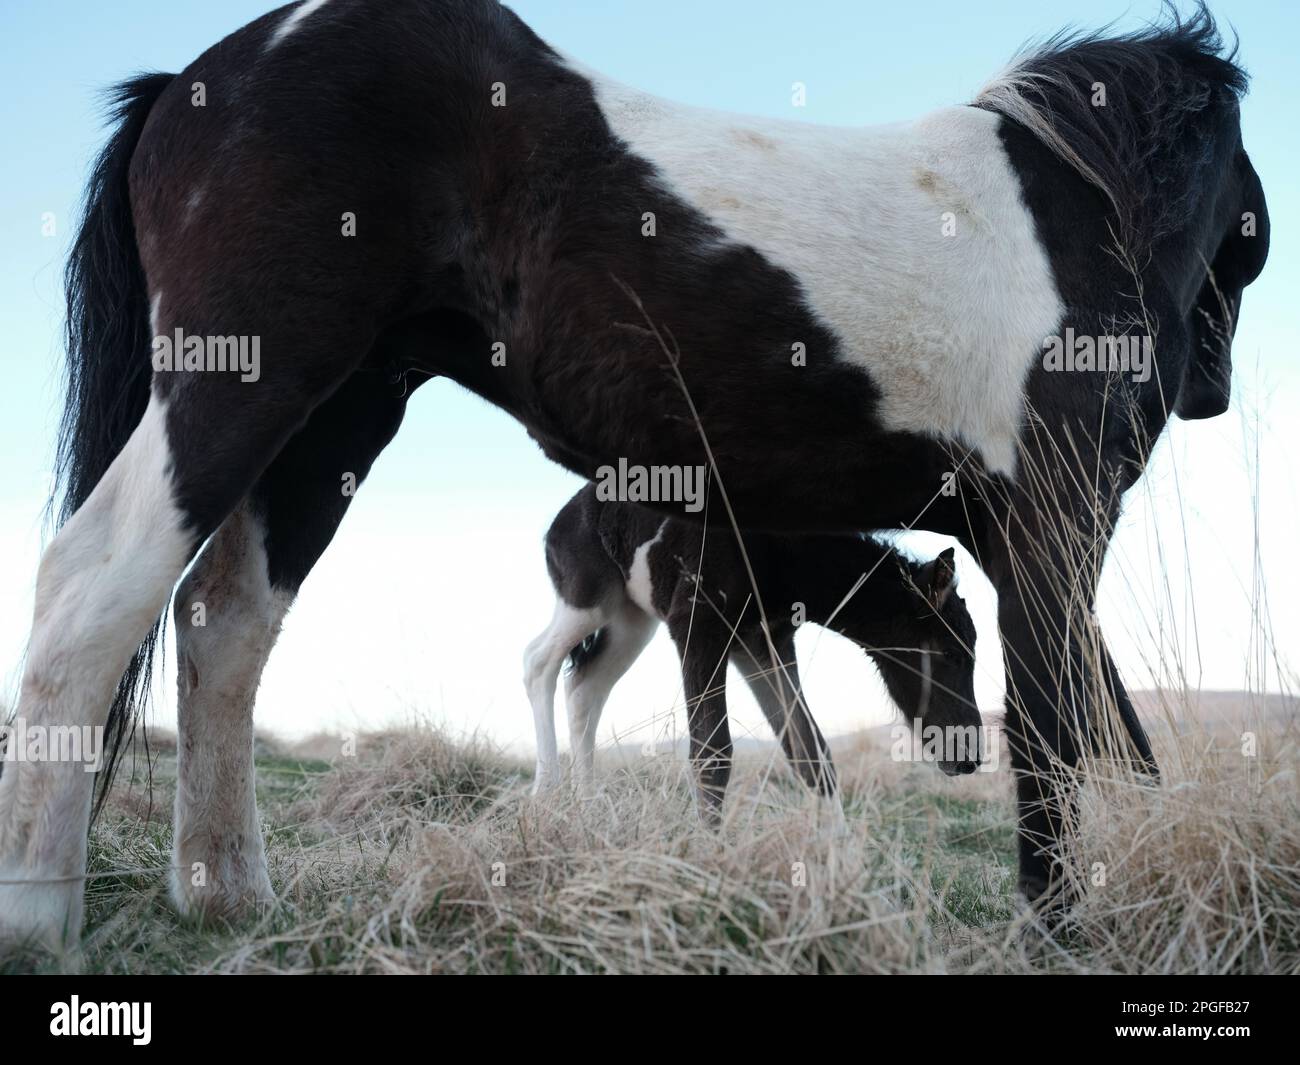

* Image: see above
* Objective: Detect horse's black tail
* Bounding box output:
[57,71,175,818]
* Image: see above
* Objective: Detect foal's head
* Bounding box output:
[854,547,982,775]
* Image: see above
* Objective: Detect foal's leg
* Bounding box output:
[524,601,610,793]
[564,604,658,795]
[666,618,734,822]
[169,371,408,919]
[731,632,837,798]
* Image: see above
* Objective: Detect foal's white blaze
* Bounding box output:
[576,66,1064,476]
[267,0,334,49]
[917,643,934,721]
[0,394,192,949]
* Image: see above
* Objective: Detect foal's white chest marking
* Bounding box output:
[575,65,1065,476]
[626,521,668,619]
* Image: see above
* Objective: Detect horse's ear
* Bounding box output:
[923,547,957,611]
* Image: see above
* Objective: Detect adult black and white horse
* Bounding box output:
[0,0,1269,950]
[526,484,982,804]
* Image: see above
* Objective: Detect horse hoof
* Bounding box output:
[0,870,82,959]
[1020,872,1080,938]
[530,774,560,797]
[1018,872,1051,904]
[169,861,275,924]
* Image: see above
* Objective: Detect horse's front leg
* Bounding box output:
[730,633,837,799]
[1001,598,1157,910]
[981,472,1154,910]
[988,542,1090,908]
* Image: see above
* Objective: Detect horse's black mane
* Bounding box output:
[975,1,1248,249]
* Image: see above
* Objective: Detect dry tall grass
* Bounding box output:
[25,700,1292,975]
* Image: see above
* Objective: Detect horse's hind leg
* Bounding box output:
[171,504,283,919]
[170,371,408,919]
[0,304,379,950]
[0,396,198,951]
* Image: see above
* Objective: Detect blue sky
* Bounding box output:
[0,0,1296,750]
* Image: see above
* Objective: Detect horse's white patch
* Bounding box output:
[0,394,192,950]
[171,505,287,917]
[149,291,163,337]
[573,63,1064,476]
[267,0,334,49]
[625,520,668,618]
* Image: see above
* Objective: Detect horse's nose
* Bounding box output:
[956,760,978,775]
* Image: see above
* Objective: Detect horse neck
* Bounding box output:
[772,536,919,642]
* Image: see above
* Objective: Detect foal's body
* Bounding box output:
[526,486,981,806]
[0,1,1269,948]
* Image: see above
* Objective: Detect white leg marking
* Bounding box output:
[170,505,288,919]
[0,395,192,951]
[267,0,335,49]
[572,61,1063,475]
[564,605,658,795]
[524,600,608,794]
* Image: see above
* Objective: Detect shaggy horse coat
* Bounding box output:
[0,0,1269,949]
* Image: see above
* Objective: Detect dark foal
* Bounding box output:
[525,485,982,813]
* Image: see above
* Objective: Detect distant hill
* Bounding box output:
[1130,689,1298,730]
